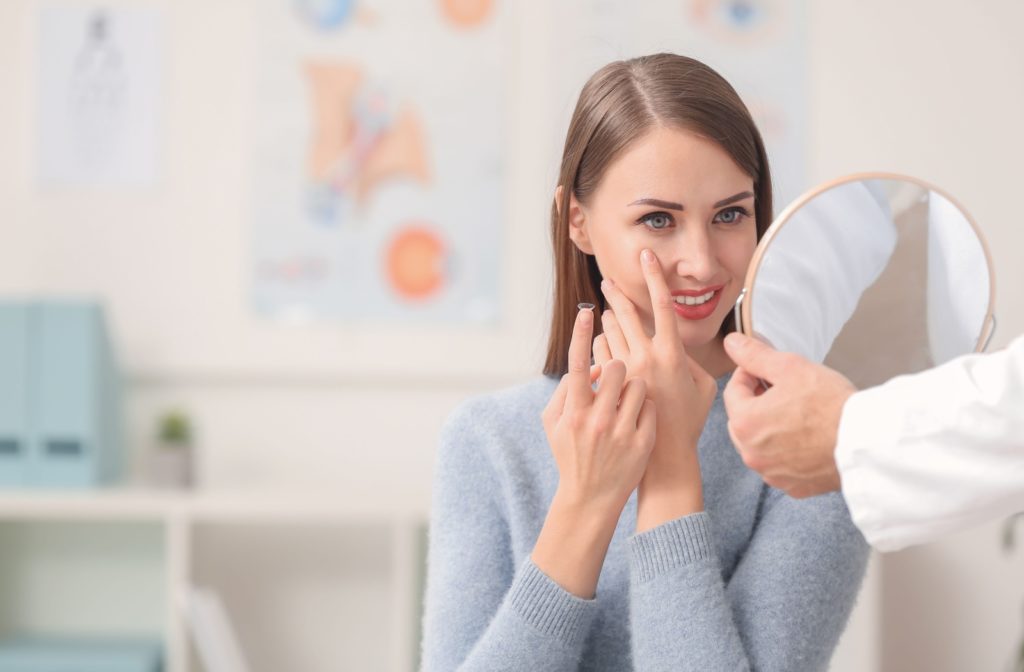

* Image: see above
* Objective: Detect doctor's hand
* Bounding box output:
[723,332,856,499]
[595,249,717,531]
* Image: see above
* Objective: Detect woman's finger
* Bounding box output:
[544,362,603,424]
[600,310,629,361]
[593,333,613,366]
[640,249,681,344]
[593,359,627,418]
[600,278,648,349]
[635,398,657,449]
[615,376,648,431]
[566,305,596,411]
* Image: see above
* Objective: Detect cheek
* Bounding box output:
[720,235,757,282]
[591,232,645,284]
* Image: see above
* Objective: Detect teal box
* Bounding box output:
[0,303,31,486]
[0,636,162,672]
[0,300,122,488]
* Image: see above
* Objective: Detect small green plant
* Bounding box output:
[1004,513,1024,672]
[157,410,192,448]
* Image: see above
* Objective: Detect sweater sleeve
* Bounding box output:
[420,398,600,671]
[628,490,868,672]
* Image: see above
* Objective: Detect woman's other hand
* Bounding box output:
[595,249,718,532]
[532,305,657,597]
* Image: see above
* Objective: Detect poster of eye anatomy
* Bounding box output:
[552,0,808,208]
[250,0,507,324]
[36,5,162,187]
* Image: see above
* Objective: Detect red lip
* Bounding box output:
[671,284,725,297]
[672,286,725,321]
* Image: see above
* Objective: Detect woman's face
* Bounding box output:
[567,126,758,350]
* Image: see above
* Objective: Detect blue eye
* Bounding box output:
[639,212,673,231]
[714,206,750,225]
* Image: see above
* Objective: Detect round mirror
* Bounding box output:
[734,173,997,390]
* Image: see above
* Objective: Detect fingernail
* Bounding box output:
[601,278,613,292]
[725,332,743,350]
[578,302,594,323]
[641,249,655,265]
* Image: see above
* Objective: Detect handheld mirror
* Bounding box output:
[734,172,997,390]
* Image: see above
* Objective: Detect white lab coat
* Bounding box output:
[835,334,1024,552]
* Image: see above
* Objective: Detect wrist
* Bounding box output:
[637,453,703,533]
[531,486,623,598]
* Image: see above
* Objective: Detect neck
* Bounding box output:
[687,336,736,379]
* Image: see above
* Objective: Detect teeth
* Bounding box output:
[675,291,716,306]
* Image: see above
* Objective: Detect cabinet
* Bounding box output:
[0,490,427,672]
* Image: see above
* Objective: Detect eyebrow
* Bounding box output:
[713,191,755,208]
[627,191,755,210]
[627,198,683,210]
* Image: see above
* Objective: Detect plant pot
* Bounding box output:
[147,442,193,489]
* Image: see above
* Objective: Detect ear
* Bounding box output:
[556,185,594,255]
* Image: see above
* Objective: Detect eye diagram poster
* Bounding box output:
[36,5,162,187]
[251,0,506,324]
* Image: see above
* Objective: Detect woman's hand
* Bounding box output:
[532,305,657,598]
[594,249,718,532]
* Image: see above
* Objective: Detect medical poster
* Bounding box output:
[250,0,507,324]
[36,5,162,187]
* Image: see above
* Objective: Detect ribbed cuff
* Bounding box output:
[629,512,714,583]
[509,557,597,648]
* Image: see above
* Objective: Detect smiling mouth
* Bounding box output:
[673,290,717,306]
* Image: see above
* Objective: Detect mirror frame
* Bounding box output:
[734,171,998,355]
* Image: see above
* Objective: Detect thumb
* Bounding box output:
[724,332,789,382]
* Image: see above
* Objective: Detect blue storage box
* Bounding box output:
[0,636,162,672]
[0,303,31,486]
[0,300,122,488]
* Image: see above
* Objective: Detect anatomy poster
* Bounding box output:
[250,0,506,324]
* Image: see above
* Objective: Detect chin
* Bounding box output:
[677,323,722,350]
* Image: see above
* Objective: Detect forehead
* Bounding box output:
[596,126,753,205]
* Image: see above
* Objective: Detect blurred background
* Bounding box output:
[0,0,1022,670]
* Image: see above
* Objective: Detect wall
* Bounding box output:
[0,0,1022,669]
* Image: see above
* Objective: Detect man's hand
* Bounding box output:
[723,332,856,498]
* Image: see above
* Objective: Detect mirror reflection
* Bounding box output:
[742,176,996,389]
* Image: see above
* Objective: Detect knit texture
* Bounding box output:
[421,373,869,671]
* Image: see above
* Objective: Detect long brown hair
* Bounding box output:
[543,53,774,377]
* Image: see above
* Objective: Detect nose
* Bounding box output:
[673,226,717,283]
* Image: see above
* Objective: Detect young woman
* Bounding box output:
[421,53,868,671]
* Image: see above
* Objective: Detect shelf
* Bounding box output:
[0,488,428,671]
[0,488,428,524]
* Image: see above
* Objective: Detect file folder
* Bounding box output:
[0,303,31,486]
[29,301,122,487]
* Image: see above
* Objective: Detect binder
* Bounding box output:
[29,301,122,487]
[0,303,31,486]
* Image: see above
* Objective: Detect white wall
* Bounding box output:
[1,0,1022,669]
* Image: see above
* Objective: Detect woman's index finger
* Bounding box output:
[641,249,680,341]
[566,304,596,409]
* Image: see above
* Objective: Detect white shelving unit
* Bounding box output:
[0,489,428,672]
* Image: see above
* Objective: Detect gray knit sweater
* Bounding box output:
[421,373,869,671]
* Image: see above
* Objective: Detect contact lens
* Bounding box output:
[577,302,595,311]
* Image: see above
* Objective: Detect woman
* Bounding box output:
[421,53,868,671]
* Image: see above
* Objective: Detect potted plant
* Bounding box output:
[148,409,194,488]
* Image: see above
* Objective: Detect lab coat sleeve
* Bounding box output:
[835,334,1024,552]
